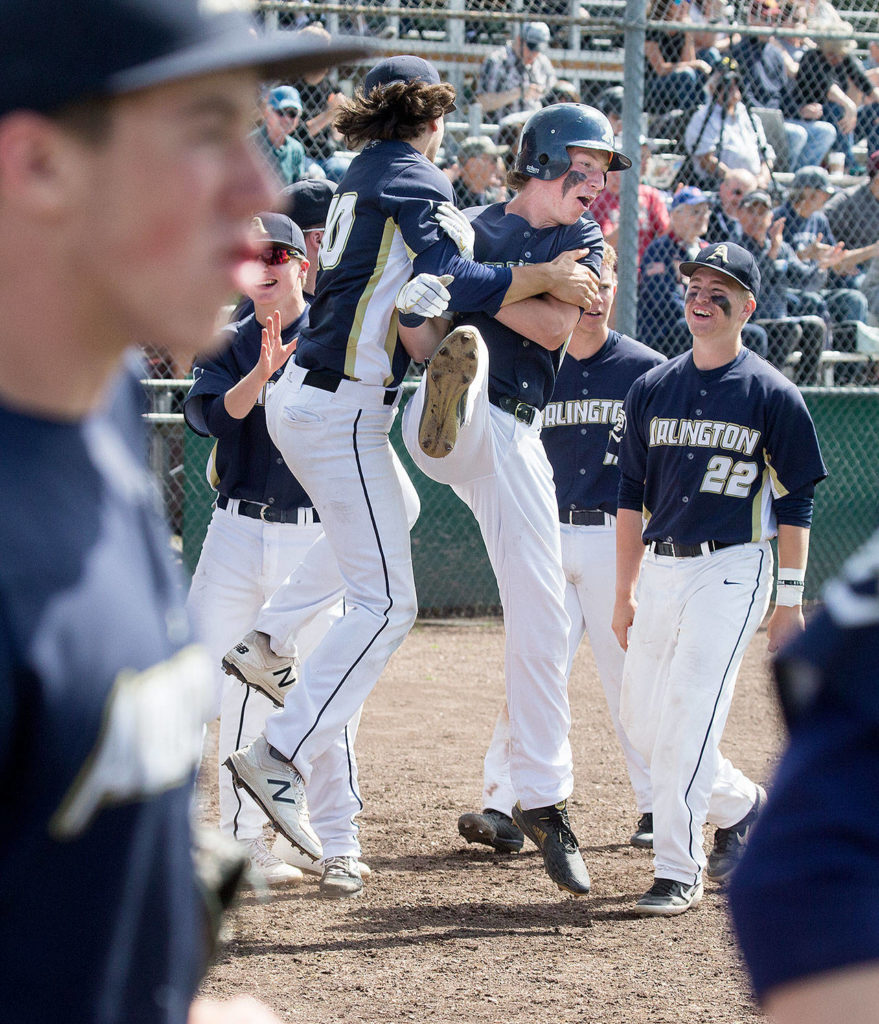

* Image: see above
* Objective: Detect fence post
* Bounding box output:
[617,0,647,338]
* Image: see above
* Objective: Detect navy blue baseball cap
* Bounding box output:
[363,55,456,111]
[251,212,307,258]
[279,179,337,230]
[1,0,369,118]
[680,242,761,300]
[671,185,710,210]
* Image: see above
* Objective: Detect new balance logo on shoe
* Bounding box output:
[233,642,250,654]
[269,778,299,804]
[273,666,296,688]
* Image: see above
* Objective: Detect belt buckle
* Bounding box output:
[514,401,533,424]
[259,505,271,522]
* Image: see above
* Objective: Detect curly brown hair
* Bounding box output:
[505,169,531,192]
[334,79,456,150]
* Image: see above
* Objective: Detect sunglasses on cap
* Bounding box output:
[258,245,302,266]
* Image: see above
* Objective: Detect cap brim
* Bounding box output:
[109,28,371,96]
[679,261,748,290]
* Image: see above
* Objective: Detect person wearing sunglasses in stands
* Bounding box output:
[185,212,382,896]
[252,85,307,185]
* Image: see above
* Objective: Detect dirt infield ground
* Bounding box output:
[197,619,784,1024]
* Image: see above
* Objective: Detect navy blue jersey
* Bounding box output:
[295,139,514,388]
[778,531,879,725]
[611,348,827,545]
[542,331,666,514]
[456,202,604,409]
[0,361,212,1023]
[185,311,312,510]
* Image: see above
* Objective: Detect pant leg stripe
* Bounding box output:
[682,548,765,882]
[291,409,395,762]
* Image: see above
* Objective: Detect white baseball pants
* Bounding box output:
[479,521,652,816]
[261,365,420,786]
[186,504,363,856]
[619,541,772,884]
[402,331,573,811]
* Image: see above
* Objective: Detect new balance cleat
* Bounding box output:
[630,812,654,850]
[241,836,304,887]
[319,856,364,899]
[458,808,525,854]
[418,326,479,459]
[271,834,371,880]
[706,784,766,882]
[222,630,298,707]
[635,877,703,916]
[224,736,321,861]
[513,800,591,895]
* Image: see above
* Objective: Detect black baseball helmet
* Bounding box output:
[514,103,632,180]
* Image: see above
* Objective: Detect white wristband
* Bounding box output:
[776,567,805,607]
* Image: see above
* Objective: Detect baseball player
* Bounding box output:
[457,244,665,859]
[221,57,601,867]
[186,212,373,896]
[609,242,827,916]
[279,178,337,300]
[729,530,879,1023]
[400,104,631,895]
[0,1,362,1020]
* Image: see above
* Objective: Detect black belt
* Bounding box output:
[303,368,397,406]
[489,393,539,426]
[649,540,738,558]
[560,509,612,526]
[217,494,319,525]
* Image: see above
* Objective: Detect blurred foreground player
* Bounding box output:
[0,1,363,1021]
[729,532,879,1024]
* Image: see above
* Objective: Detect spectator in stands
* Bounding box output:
[684,56,775,188]
[590,138,670,263]
[450,136,507,208]
[704,167,758,244]
[787,30,879,174]
[824,150,879,252]
[644,0,711,116]
[595,85,624,135]
[731,0,836,171]
[690,0,731,69]
[476,22,557,122]
[279,178,337,300]
[252,85,306,186]
[290,24,349,183]
[774,166,871,332]
[737,189,827,384]
[637,186,711,356]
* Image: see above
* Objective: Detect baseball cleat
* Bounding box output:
[240,836,304,887]
[630,812,654,850]
[634,877,703,916]
[418,326,479,459]
[512,799,591,895]
[319,856,365,899]
[706,784,766,882]
[458,808,525,854]
[271,834,371,880]
[222,629,298,707]
[224,736,322,862]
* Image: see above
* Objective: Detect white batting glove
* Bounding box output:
[435,203,475,260]
[395,273,454,318]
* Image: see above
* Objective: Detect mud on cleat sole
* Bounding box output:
[418,326,479,459]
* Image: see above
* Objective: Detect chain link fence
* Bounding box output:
[144,0,879,609]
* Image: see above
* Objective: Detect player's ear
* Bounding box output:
[0,112,88,217]
[742,293,757,322]
[299,257,310,277]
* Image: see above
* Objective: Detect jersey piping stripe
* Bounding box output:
[752,467,772,543]
[344,217,397,383]
[206,441,220,490]
[682,546,766,884]
[288,410,394,764]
